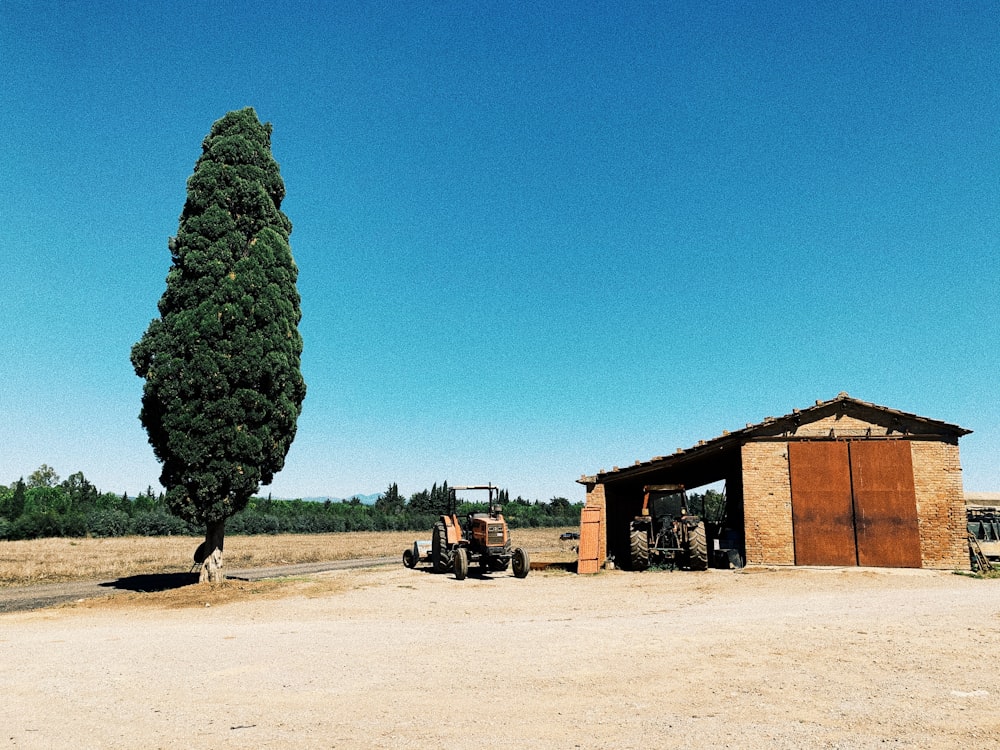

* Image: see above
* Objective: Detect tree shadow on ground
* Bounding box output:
[99,572,200,592]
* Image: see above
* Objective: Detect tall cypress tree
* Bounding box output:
[132,108,306,581]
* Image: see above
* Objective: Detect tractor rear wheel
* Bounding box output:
[688,522,708,571]
[432,522,451,573]
[630,528,650,571]
[512,547,530,578]
[454,547,469,580]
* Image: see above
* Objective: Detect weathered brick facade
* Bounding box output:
[911,441,967,569]
[742,442,794,565]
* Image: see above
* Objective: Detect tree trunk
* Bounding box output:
[198,520,226,583]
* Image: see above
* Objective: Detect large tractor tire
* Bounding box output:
[629,528,650,571]
[432,522,451,573]
[454,547,469,580]
[687,521,708,571]
[512,547,530,578]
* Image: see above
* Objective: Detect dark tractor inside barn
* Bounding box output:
[628,484,709,571]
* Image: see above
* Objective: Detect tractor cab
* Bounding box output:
[644,485,689,522]
[456,485,509,551]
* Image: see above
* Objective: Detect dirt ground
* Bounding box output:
[1,564,998,749]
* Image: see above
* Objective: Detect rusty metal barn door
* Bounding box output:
[576,505,603,574]
[850,441,922,568]
[789,442,857,566]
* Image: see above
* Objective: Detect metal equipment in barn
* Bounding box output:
[967,505,1000,571]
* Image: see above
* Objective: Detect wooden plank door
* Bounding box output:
[789,442,858,566]
[850,441,922,568]
[577,505,603,574]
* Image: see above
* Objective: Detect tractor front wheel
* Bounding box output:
[402,547,415,568]
[454,547,469,580]
[512,547,530,578]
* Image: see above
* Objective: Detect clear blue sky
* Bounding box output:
[2,1,998,502]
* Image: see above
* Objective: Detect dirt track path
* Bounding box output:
[2,565,998,749]
[0,557,396,613]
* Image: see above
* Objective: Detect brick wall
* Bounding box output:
[911,441,968,570]
[741,442,795,565]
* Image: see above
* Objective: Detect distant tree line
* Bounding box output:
[369,481,581,531]
[0,467,583,541]
[0,465,193,541]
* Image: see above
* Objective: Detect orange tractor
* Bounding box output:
[404,484,530,580]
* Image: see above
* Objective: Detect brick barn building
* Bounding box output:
[578,394,971,570]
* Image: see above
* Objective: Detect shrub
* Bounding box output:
[230,512,281,535]
[132,511,191,536]
[346,514,375,532]
[59,512,88,537]
[86,509,133,538]
[9,511,64,540]
[289,516,319,533]
[326,516,347,533]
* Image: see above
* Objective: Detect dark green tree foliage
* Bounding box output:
[131,108,305,548]
[5,480,26,520]
[407,481,452,515]
[374,483,404,514]
[28,464,60,488]
[687,489,727,523]
[0,467,194,540]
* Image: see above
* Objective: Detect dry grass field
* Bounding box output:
[0,527,579,586]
